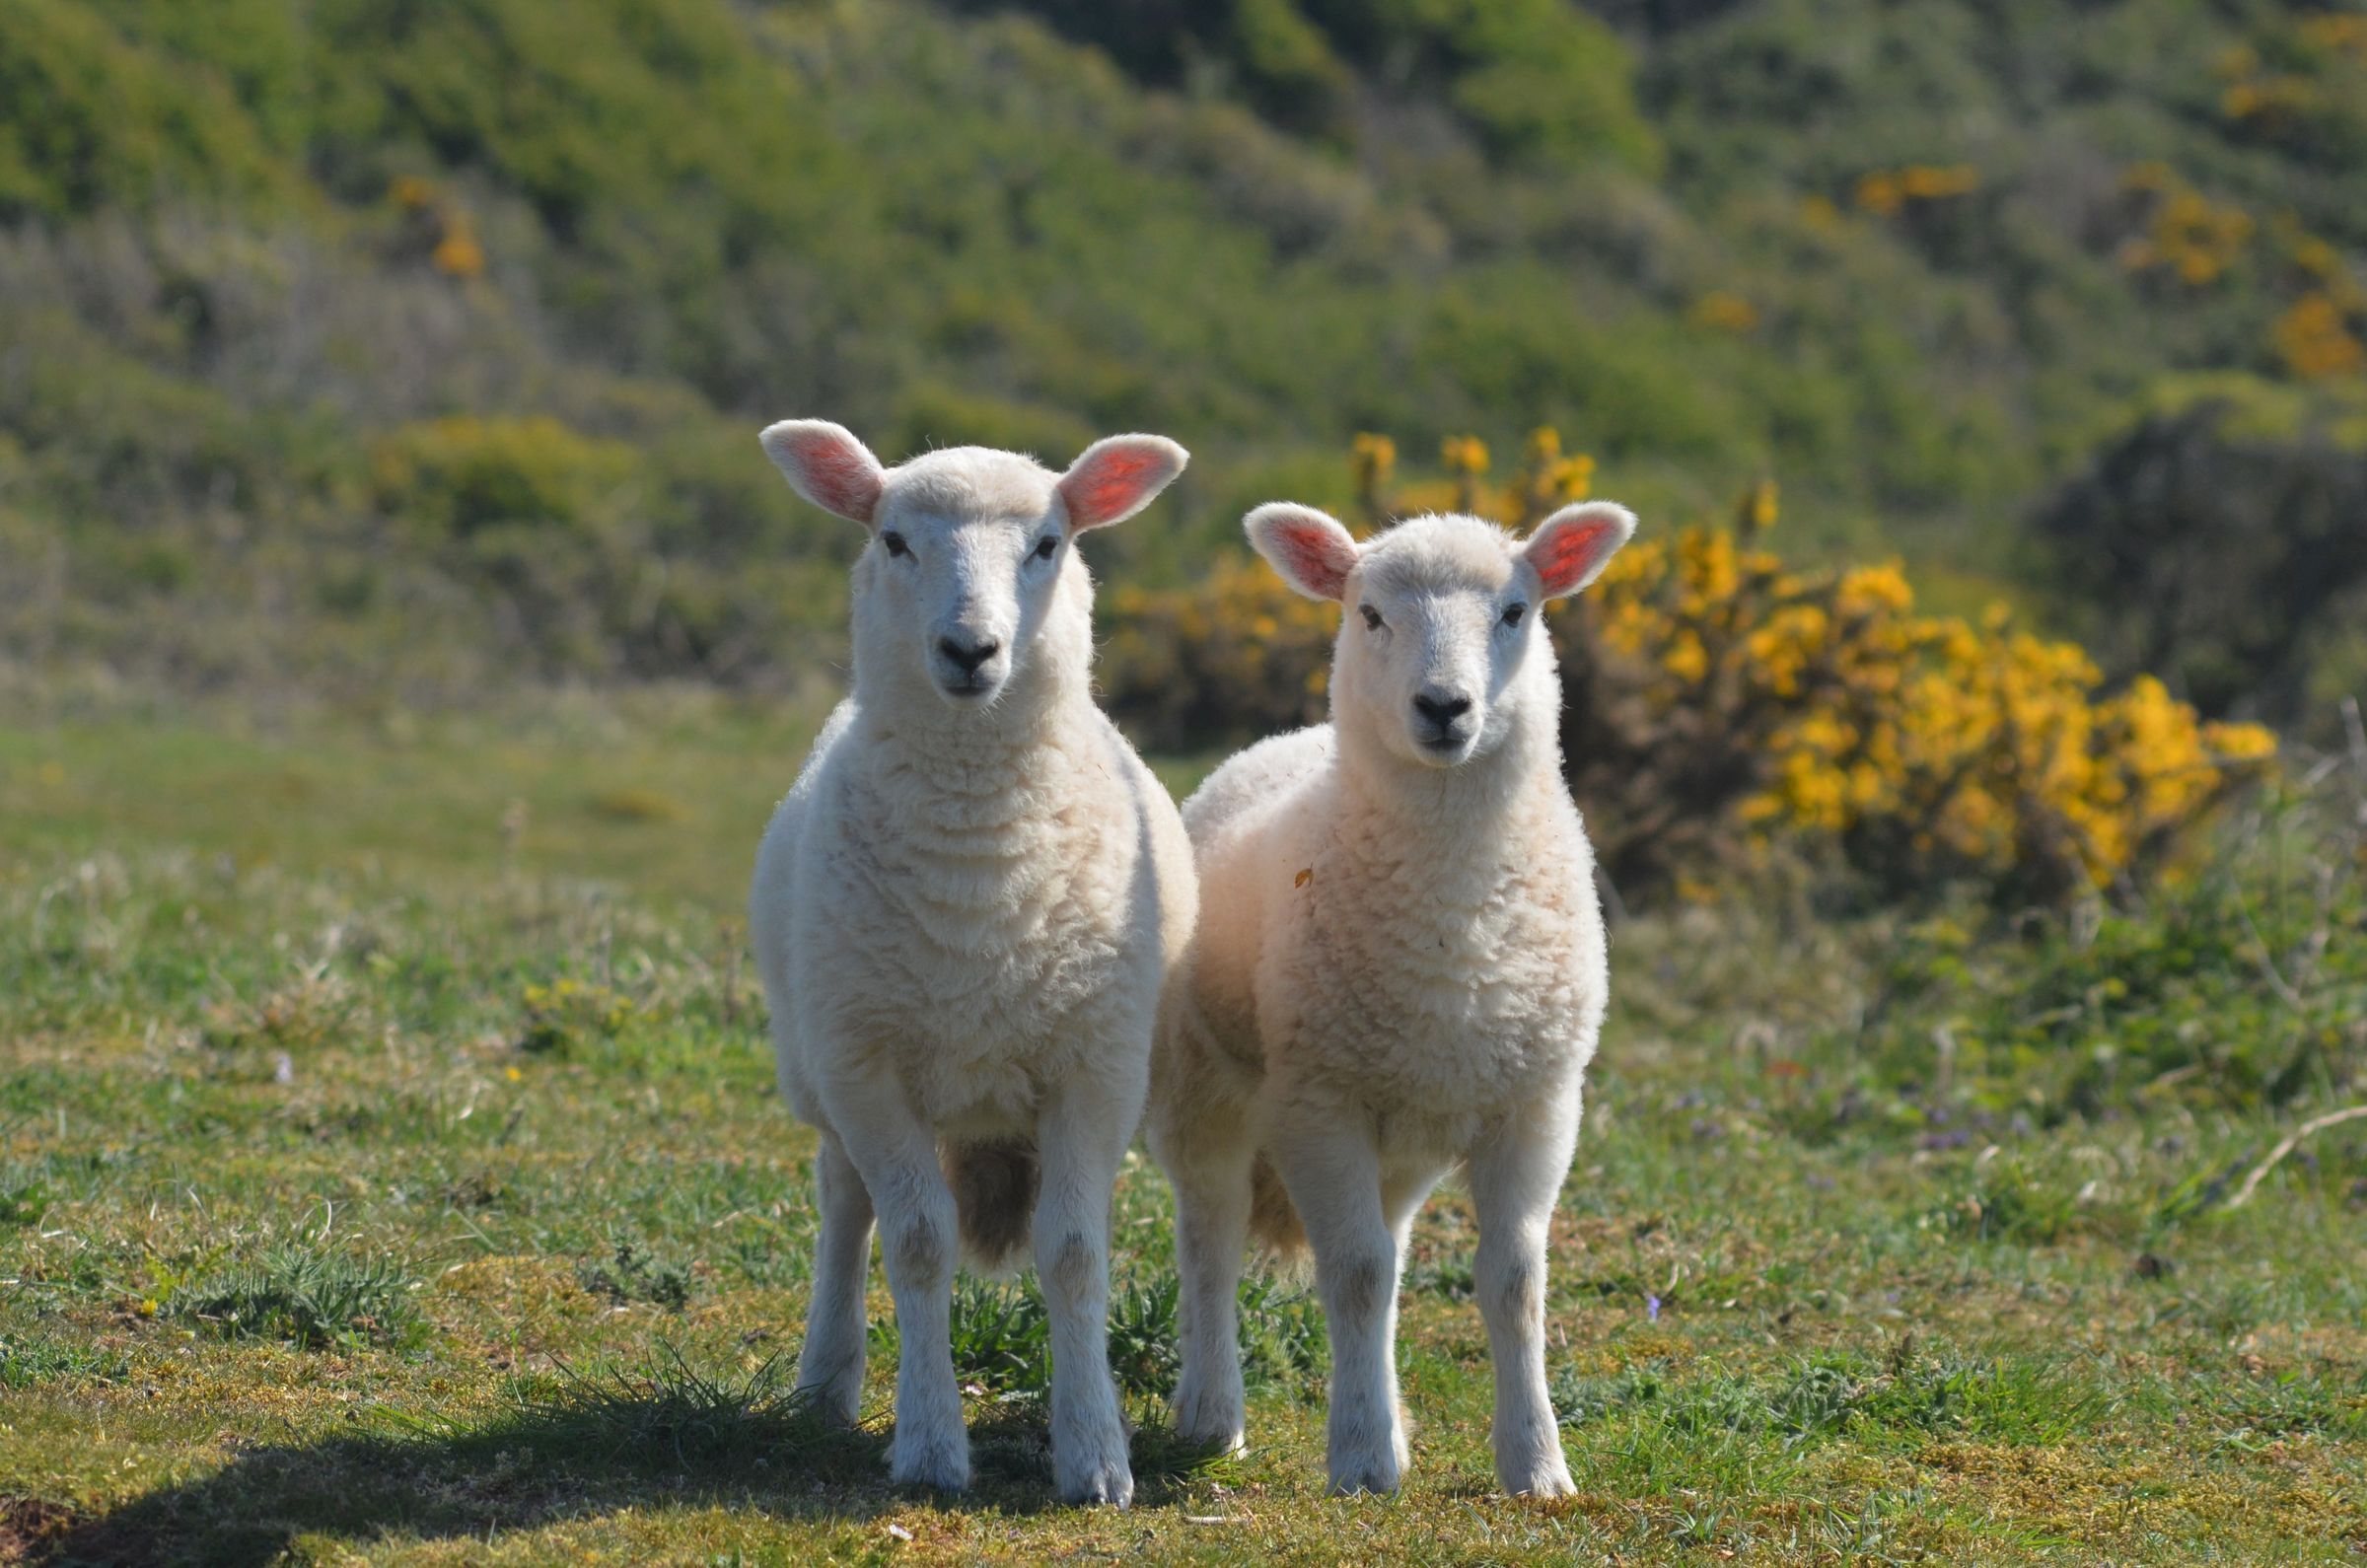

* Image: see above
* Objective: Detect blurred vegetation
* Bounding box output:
[0,0,2363,735]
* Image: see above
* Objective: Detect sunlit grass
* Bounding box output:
[0,708,2360,1564]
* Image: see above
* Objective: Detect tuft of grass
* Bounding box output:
[173,1246,423,1350]
[874,1267,1327,1406]
[575,1237,696,1311]
[0,1163,50,1228]
[0,1332,131,1389]
[510,1345,863,1474]
[1556,1341,2111,1453]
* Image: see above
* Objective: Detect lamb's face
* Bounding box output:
[867,464,1070,705]
[1247,501,1638,770]
[1342,527,1535,767]
[757,422,1187,710]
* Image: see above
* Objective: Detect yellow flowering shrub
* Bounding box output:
[1100,553,1337,751]
[1852,164,1979,217]
[1107,429,2277,904]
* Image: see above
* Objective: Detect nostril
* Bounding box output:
[939,636,999,674]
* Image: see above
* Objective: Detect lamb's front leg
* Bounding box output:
[1270,1116,1405,1494]
[826,1077,968,1492]
[1034,1075,1138,1506]
[1468,1088,1582,1497]
[794,1130,875,1425]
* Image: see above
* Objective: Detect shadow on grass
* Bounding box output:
[38,1351,1219,1567]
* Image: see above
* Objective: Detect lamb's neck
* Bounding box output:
[1335,713,1566,857]
[852,666,1099,809]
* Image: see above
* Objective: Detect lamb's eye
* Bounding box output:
[1034,535,1058,561]
[881,532,910,559]
[1502,602,1527,627]
[1359,604,1384,631]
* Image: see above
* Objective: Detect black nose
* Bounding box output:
[1413,692,1472,728]
[938,635,1000,675]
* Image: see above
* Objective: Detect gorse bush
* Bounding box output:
[1105,430,2278,904]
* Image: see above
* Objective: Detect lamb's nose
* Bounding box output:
[1413,691,1472,727]
[939,635,1000,674]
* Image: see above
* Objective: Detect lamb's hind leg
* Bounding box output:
[794,1130,874,1425]
[1269,1114,1405,1494]
[825,1076,968,1491]
[1468,1087,1582,1497]
[1034,1075,1138,1506]
[1159,1113,1254,1452]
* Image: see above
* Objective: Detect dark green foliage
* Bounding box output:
[2035,380,2367,726]
[174,1245,423,1349]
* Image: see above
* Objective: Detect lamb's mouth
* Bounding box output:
[1415,729,1474,761]
[937,673,1002,701]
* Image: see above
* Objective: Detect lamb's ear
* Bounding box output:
[759,420,886,526]
[1245,502,1360,603]
[1523,501,1636,600]
[1057,434,1189,531]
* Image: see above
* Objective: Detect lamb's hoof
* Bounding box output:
[1326,1454,1402,1497]
[1053,1420,1135,1507]
[1503,1461,1577,1499]
[887,1428,970,1493]
[1169,1382,1247,1455]
[795,1381,862,1430]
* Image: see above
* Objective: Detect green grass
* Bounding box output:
[1,706,2363,1564]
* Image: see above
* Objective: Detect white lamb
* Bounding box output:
[1149,498,1636,1497]
[749,420,1196,1506]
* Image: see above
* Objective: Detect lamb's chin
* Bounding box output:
[1403,736,1478,769]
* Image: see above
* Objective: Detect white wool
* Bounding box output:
[1150,504,1634,1498]
[750,428,1194,1506]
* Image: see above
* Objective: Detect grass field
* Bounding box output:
[2,702,2362,1564]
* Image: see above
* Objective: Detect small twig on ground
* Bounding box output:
[2227,1105,2367,1209]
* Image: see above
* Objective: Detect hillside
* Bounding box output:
[2,0,2362,718]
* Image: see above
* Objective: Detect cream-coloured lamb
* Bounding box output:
[750,421,1196,1506]
[1149,499,1635,1497]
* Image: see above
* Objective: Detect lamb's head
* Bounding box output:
[1248,502,1635,769]
[760,421,1186,707]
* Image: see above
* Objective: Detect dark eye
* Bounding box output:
[1502,603,1527,627]
[881,532,909,559]
[1359,604,1384,630]
[1034,535,1058,560]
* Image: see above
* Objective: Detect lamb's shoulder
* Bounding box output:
[750,698,857,931]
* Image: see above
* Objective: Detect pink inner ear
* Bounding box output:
[1531,518,1621,596]
[1273,520,1354,600]
[1063,449,1166,530]
[786,433,880,521]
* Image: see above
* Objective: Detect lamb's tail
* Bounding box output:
[1247,1152,1308,1266]
[943,1138,1039,1277]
